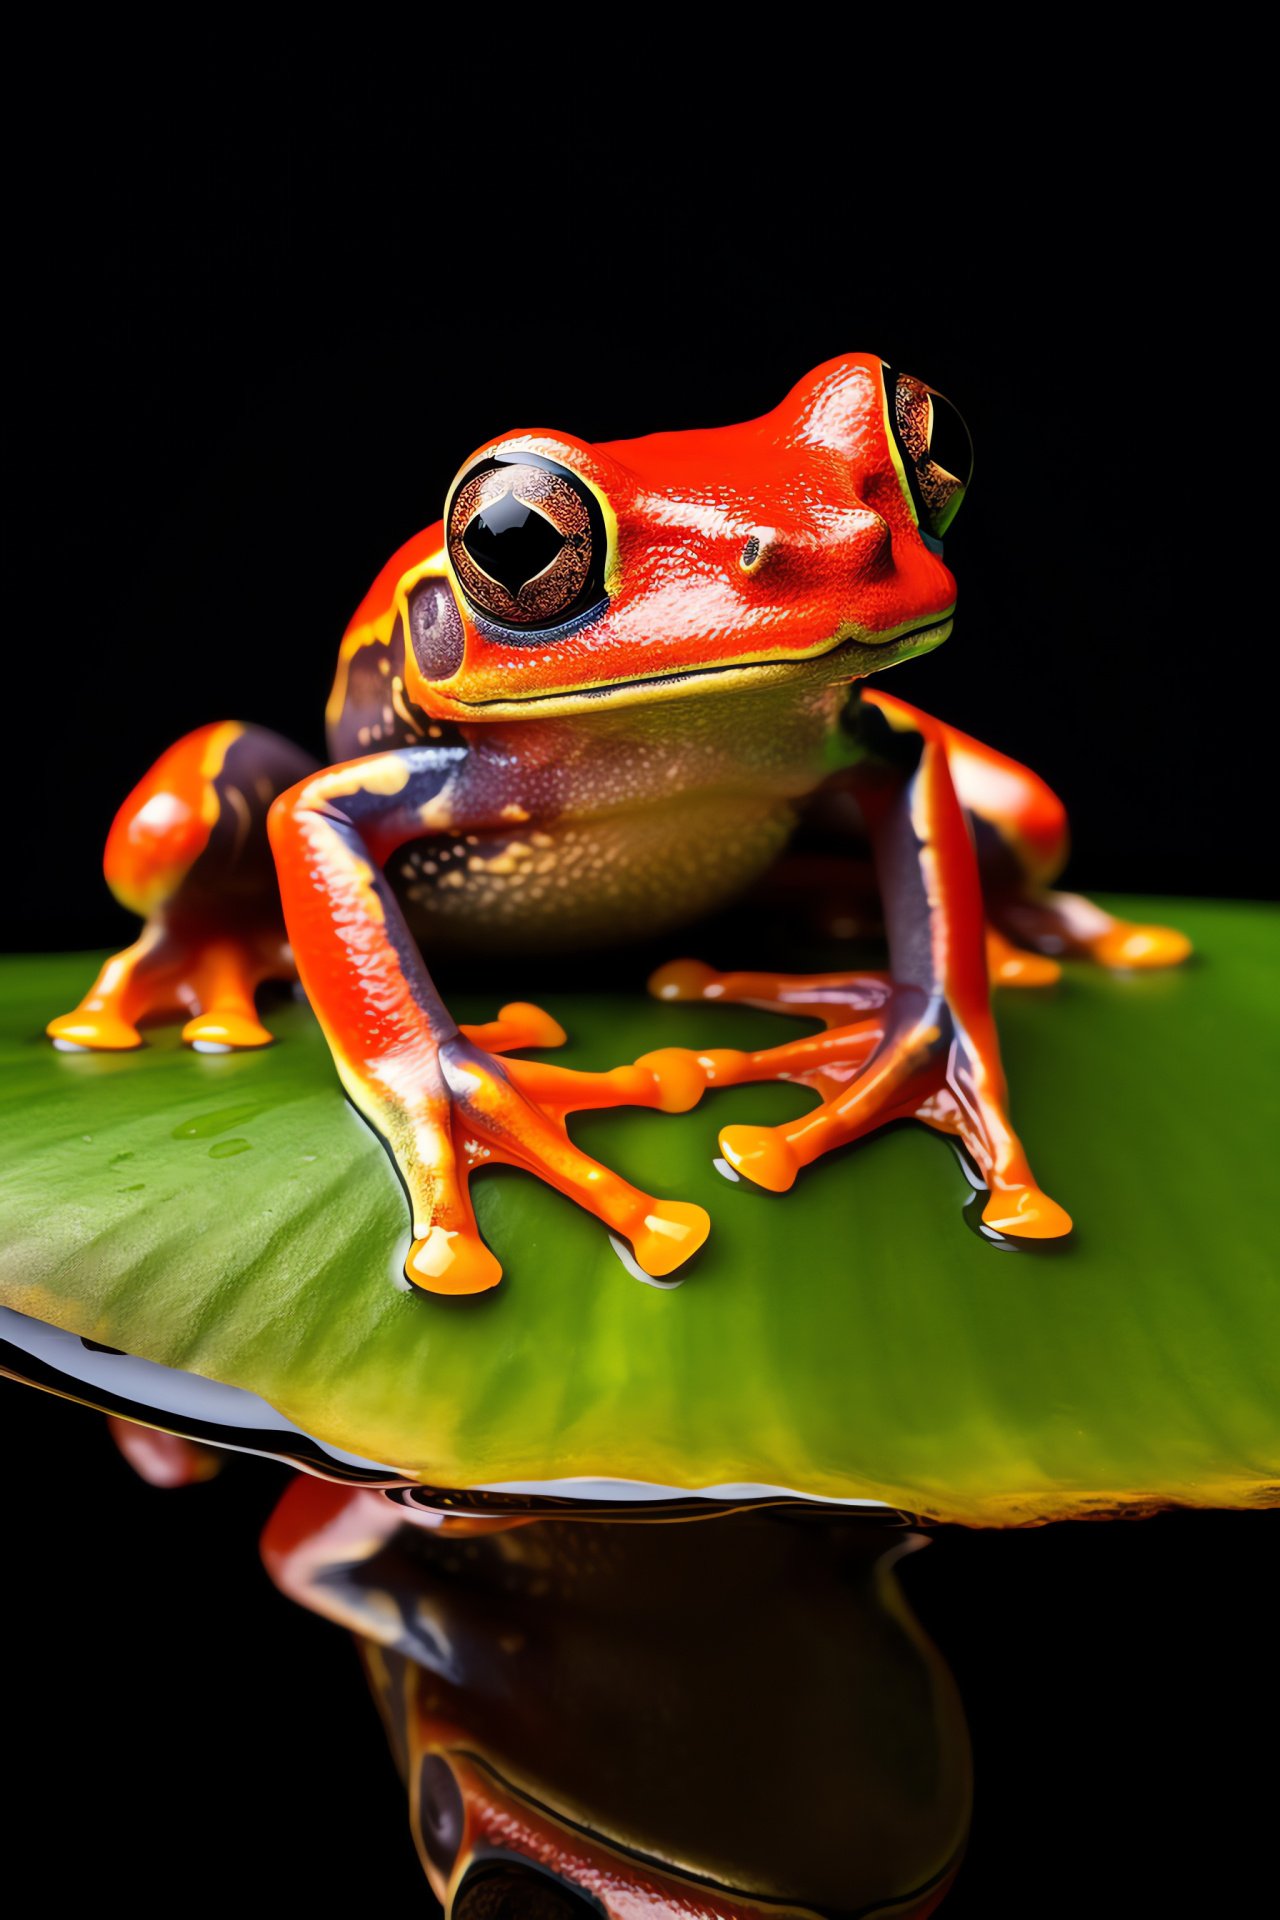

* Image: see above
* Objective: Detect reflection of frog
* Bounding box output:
[49,355,1189,1290]
[262,1475,971,1917]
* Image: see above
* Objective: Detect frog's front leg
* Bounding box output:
[864,691,1191,983]
[47,722,320,1052]
[652,719,1072,1241]
[268,751,709,1294]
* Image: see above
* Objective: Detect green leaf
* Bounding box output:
[2,898,1277,1524]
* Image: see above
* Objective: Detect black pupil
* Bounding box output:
[462,491,565,597]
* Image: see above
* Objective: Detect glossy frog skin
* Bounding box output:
[49,354,1190,1292]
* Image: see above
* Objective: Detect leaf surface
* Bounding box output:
[2,899,1276,1524]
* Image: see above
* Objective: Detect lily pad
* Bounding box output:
[1,898,1277,1525]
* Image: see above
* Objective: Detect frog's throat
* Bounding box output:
[443,615,953,720]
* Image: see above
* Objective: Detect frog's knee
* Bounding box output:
[105,722,318,916]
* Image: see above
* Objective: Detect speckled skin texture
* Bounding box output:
[387,683,848,952]
[328,610,849,952]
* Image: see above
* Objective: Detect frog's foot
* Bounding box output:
[993,890,1192,972]
[649,960,1072,1241]
[46,924,293,1053]
[985,924,1062,987]
[367,1012,712,1296]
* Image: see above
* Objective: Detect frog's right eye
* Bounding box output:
[446,451,606,633]
[885,369,973,541]
[414,1754,464,1879]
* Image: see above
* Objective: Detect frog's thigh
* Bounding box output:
[932,727,1191,973]
[862,688,1069,887]
[863,691,1191,976]
[47,723,319,1052]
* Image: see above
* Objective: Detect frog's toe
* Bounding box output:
[182,1008,276,1050]
[1083,921,1193,970]
[981,1185,1073,1239]
[985,925,1062,987]
[406,1225,503,1295]
[717,1124,801,1193]
[46,1008,143,1051]
[627,1200,711,1276]
[648,958,721,1001]
[457,1001,567,1052]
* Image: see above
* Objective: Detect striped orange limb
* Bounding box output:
[649,730,1071,1241]
[268,754,708,1296]
[990,888,1193,973]
[47,722,318,1053]
[865,691,1192,983]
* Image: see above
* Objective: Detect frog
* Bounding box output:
[48,353,1190,1294]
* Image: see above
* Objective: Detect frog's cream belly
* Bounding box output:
[393,793,796,954]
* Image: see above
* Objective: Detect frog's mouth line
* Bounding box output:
[458,1749,968,1917]
[451,615,953,712]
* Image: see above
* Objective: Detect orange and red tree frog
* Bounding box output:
[49,354,1189,1293]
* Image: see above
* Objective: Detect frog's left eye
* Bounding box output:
[446,453,606,633]
[886,370,973,540]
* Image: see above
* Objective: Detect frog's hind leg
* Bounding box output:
[650,724,1072,1240]
[47,722,319,1052]
[864,692,1191,979]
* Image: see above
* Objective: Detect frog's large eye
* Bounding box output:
[446,453,606,633]
[885,370,973,541]
[414,1754,464,1878]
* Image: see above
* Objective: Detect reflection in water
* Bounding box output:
[262,1483,971,1917]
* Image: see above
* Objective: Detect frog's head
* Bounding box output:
[343,354,971,724]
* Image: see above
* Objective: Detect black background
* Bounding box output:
[7,1392,1275,1917]
[6,44,1273,948]
[5,27,1273,1919]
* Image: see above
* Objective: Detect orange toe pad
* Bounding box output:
[981,1187,1073,1239]
[182,1010,276,1049]
[1085,923,1193,970]
[407,1228,503,1295]
[629,1201,711,1276]
[47,1011,142,1050]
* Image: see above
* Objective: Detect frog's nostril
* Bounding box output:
[739,531,772,574]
